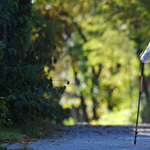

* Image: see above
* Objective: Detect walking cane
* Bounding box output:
[134,63,144,145]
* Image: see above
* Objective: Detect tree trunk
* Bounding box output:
[91,64,102,120]
[80,95,89,122]
[92,97,98,120]
[72,69,89,122]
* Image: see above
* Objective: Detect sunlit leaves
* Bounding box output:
[31,0,150,123]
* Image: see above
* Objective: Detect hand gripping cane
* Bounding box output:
[134,63,144,145]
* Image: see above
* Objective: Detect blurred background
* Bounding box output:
[32,0,150,125]
[1,0,150,127]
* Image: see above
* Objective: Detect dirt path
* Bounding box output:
[4,124,150,150]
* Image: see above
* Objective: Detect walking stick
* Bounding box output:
[134,63,144,145]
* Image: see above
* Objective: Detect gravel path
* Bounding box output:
[3,124,150,150]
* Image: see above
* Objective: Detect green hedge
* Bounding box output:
[0,0,70,126]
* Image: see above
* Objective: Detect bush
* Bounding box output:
[0,0,70,126]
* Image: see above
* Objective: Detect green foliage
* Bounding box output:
[0,127,22,144]
[0,144,7,150]
[34,0,148,124]
[0,42,5,60]
[2,0,149,125]
[0,0,70,126]
[0,97,10,127]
